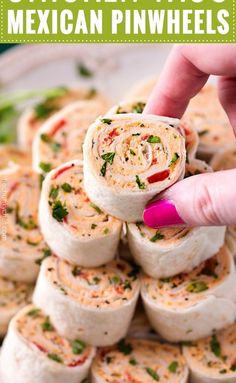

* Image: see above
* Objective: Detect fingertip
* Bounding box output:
[143,199,185,229]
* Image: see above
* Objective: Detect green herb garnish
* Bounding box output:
[102,152,116,165]
[219,369,227,374]
[210,334,221,358]
[72,339,85,355]
[91,223,97,230]
[132,102,145,113]
[47,353,63,364]
[186,281,208,293]
[35,248,52,266]
[0,105,19,144]
[90,202,102,214]
[41,317,54,332]
[136,175,146,190]
[198,129,209,137]
[146,367,159,381]
[40,133,51,143]
[130,149,136,156]
[169,152,180,166]
[39,174,45,189]
[168,361,179,373]
[0,87,67,144]
[147,135,161,144]
[93,277,101,285]
[27,239,39,246]
[72,266,81,277]
[15,203,37,230]
[87,88,97,99]
[150,230,165,242]
[49,186,59,200]
[129,358,138,365]
[40,133,61,152]
[128,264,140,280]
[39,162,52,173]
[110,275,121,285]
[123,280,132,290]
[117,339,133,355]
[52,200,68,222]
[77,63,93,78]
[35,103,57,119]
[100,118,112,125]
[100,150,116,177]
[105,356,113,364]
[27,308,41,317]
[202,267,218,279]
[61,183,73,193]
[100,162,107,177]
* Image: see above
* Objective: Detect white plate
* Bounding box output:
[0,42,173,383]
[0,44,173,98]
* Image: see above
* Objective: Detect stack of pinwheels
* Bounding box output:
[1,83,236,383]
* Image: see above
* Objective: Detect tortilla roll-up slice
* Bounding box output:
[109,100,198,162]
[127,222,226,279]
[183,85,234,161]
[187,85,227,120]
[108,100,198,162]
[0,145,31,172]
[181,120,199,161]
[210,144,236,171]
[183,324,236,383]
[0,305,95,383]
[107,99,146,115]
[127,158,225,279]
[91,338,189,383]
[225,225,236,259]
[18,87,110,150]
[0,166,48,282]
[192,119,233,162]
[141,246,236,343]
[33,256,140,346]
[83,114,186,222]
[124,76,157,100]
[0,277,33,336]
[210,147,236,259]
[33,100,109,174]
[39,160,122,267]
[185,158,212,177]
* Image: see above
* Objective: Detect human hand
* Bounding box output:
[143,44,236,228]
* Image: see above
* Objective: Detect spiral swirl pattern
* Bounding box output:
[0,166,47,267]
[83,114,186,221]
[184,323,236,380]
[142,246,231,309]
[92,338,188,383]
[44,256,140,309]
[15,305,93,368]
[33,100,109,174]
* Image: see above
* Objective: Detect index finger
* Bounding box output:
[144,45,209,118]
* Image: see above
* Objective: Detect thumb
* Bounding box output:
[143,169,236,228]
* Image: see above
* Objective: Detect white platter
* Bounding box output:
[0,42,174,383]
[0,44,173,99]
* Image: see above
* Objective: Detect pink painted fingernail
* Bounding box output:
[143,199,185,229]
